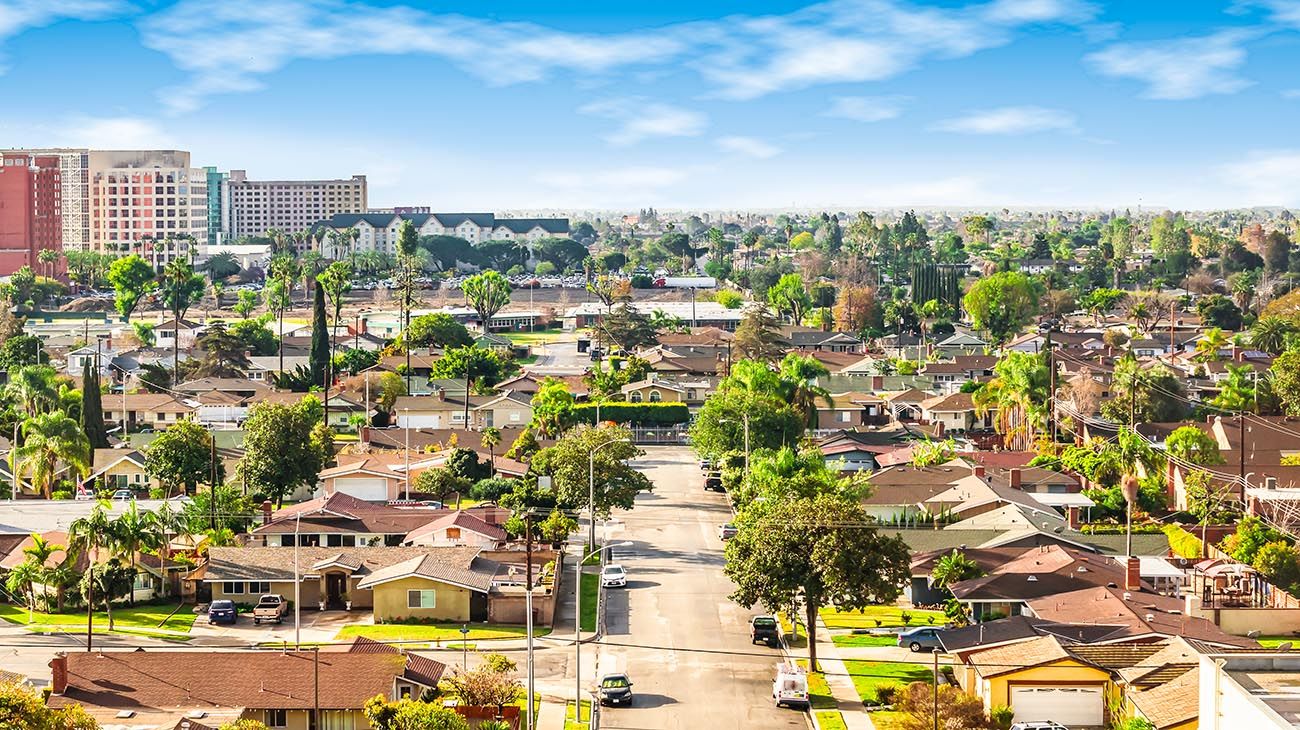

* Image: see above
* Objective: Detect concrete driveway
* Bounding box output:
[189,609,367,647]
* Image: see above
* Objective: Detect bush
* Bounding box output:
[470,477,514,502]
[51,488,72,500]
[1164,524,1203,559]
[874,683,899,706]
[990,705,1014,730]
[572,402,690,425]
[631,274,654,288]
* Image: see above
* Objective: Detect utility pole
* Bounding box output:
[313,646,320,730]
[1169,299,1176,354]
[1047,327,1057,449]
[209,434,218,531]
[932,647,939,730]
[1240,414,1247,501]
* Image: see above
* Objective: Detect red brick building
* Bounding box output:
[0,152,62,276]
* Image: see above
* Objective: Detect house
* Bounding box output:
[317,454,415,503]
[1024,584,1257,648]
[46,646,444,730]
[919,392,991,433]
[958,634,1112,726]
[85,449,151,493]
[392,391,533,430]
[777,325,864,353]
[816,431,903,473]
[103,394,196,429]
[880,388,930,421]
[932,331,988,357]
[1197,651,1300,730]
[251,492,509,547]
[945,545,1131,621]
[191,545,498,620]
[620,375,715,406]
[403,511,507,548]
[174,377,274,400]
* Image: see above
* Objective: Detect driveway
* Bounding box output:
[189,609,364,647]
[594,446,805,730]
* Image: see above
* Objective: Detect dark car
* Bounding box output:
[597,673,633,706]
[751,615,780,647]
[208,599,237,625]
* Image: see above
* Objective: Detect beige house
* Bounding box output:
[85,449,151,493]
[393,391,533,430]
[103,394,196,429]
[403,511,507,548]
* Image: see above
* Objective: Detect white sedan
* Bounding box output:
[600,564,628,588]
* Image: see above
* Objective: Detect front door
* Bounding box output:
[470,591,488,622]
[326,573,347,609]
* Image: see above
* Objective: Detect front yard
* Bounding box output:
[831,633,901,648]
[580,572,599,632]
[820,606,946,630]
[0,602,197,634]
[842,660,935,704]
[336,623,549,643]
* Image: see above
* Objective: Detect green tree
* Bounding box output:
[363,696,469,730]
[107,255,155,322]
[1252,316,1296,356]
[238,398,327,506]
[159,260,206,377]
[530,424,650,514]
[481,427,502,475]
[931,550,984,589]
[191,321,252,378]
[406,313,472,349]
[462,270,513,331]
[1166,425,1225,465]
[767,273,812,323]
[16,412,90,498]
[530,377,576,437]
[726,492,910,670]
[963,271,1040,345]
[733,305,785,361]
[268,255,300,375]
[233,288,259,319]
[111,501,160,605]
[973,351,1049,450]
[317,261,353,377]
[0,675,100,729]
[80,359,109,450]
[230,316,279,356]
[413,468,470,502]
[309,280,329,388]
[1197,293,1243,330]
[777,353,831,428]
[1100,354,1187,424]
[430,346,511,388]
[146,418,220,497]
[182,484,255,534]
[595,303,658,352]
[505,427,541,461]
[689,390,804,460]
[81,558,133,630]
[5,364,59,418]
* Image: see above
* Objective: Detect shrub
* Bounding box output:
[572,401,690,425]
[990,705,1014,730]
[875,683,899,706]
[51,488,72,500]
[894,681,987,730]
[899,610,912,625]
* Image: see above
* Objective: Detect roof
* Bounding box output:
[326,637,446,685]
[353,551,497,593]
[88,448,146,478]
[1025,585,1258,648]
[966,635,1076,678]
[939,615,1084,653]
[1127,666,1200,729]
[198,545,498,591]
[48,650,423,715]
[920,392,977,412]
[404,510,507,544]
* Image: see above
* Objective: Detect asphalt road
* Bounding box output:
[595,446,806,730]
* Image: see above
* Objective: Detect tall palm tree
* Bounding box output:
[21,533,64,612]
[112,502,160,606]
[973,351,1049,450]
[777,353,832,429]
[1195,327,1229,363]
[16,412,91,498]
[5,559,38,614]
[269,256,301,376]
[5,365,59,417]
[68,503,116,643]
[482,427,502,477]
[1251,316,1295,356]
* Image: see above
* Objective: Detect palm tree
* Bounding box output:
[37,248,58,280]
[777,353,832,429]
[1251,316,1295,355]
[482,427,502,477]
[150,502,184,597]
[931,550,984,589]
[973,351,1049,450]
[21,533,64,612]
[5,365,59,417]
[1195,327,1229,363]
[16,412,91,498]
[112,502,160,606]
[211,281,225,314]
[68,503,116,642]
[269,256,301,376]
[5,559,39,615]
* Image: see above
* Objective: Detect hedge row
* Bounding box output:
[1163,523,1203,559]
[573,402,690,425]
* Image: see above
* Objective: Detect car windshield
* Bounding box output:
[606,566,624,575]
[602,677,630,688]
[212,601,233,609]
[753,618,777,627]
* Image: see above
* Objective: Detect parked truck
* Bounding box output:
[252,594,288,625]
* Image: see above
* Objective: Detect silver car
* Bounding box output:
[897,626,944,652]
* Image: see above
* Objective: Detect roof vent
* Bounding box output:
[116,711,136,719]
[1145,614,1155,622]
[1027,575,1038,582]
[1077,566,1088,573]
[1123,591,1133,600]
[186,712,207,719]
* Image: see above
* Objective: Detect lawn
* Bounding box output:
[0,602,197,633]
[564,699,591,730]
[820,606,946,630]
[580,572,599,633]
[842,660,935,705]
[1258,635,1300,648]
[777,613,808,649]
[814,711,848,730]
[335,623,550,643]
[505,331,568,345]
[832,633,900,649]
[870,710,907,730]
[796,659,838,710]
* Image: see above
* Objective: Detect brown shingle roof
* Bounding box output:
[1127,666,1200,729]
[967,635,1074,678]
[199,546,497,591]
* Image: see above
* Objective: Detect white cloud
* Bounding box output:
[1086,31,1255,100]
[139,0,1100,111]
[822,96,906,122]
[0,0,124,71]
[1231,1,1300,26]
[1219,150,1300,206]
[72,117,173,148]
[578,98,707,145]
[717,136,781,159]
[932,106,1078,134]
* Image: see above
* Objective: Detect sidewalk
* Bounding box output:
[810,619,875,730]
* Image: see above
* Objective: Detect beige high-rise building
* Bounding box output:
[5,148,90,251]
[87,150,209,268]
[221,170,367,240]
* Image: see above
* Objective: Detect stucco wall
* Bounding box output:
[981,661,1109,709]
[372,576,472,622]
[242,708,367,730]
[210,579,319,608]
[1199,607,1300,636]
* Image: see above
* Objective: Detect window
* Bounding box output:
[222,582,245,595]
[408,589,436,609]
[446,527,461,540]
[839,411,852,423]
[247,581,271,594]
[648,390,662,402]
[629,391,643,403]
[265,709,288,728]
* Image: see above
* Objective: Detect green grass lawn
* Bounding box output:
[565,699,591,729]
[1258,635,1299,648]
[505,331,568,345]
[820,606,946,630]
[832,633,900,648]
[842,660,935,705]
[814,711,848,730]
[0,602,197,633]
[870,710,907,730]
[335,623,550,643]
[777,613,808,649]
[796,659,839,710]
[514,355,539,366]
[580,572,598,633]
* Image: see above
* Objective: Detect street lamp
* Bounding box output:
[588,437,631,550]
[575,540,632,728]
[294,512,302,648]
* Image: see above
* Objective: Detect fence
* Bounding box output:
[628,427,690,445]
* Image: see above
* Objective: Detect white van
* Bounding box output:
[772,661,810,709]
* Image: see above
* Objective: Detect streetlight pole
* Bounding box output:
[575,541,631,728]
[294,512,302,648]
[404,410,411,500]
[588,437,630,550]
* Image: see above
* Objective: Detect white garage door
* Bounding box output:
[397,414,441,428]
[1010,686,1103,726]
[335,478,389,502]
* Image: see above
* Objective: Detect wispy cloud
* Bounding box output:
[717,136,781,159]
[1283,88,1300,99]
[0,0,125,71]
[822,96,907,122]
[932,106,1078,134]
[1219,149,1300,205]
[1086,30,1256,100]
[139,0,1100,112]
[71,117,172,148]
[1230,1,1300,26]
[578,98,707,146]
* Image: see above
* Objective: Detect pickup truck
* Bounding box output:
[252,594,288,625]
[751,615,780,647]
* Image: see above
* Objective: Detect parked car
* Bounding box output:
[1009,723,1068,730]
[704,471,724,491]
[601,564,627,588]
[699,459,714,471]
[897,626,945,653]
[750,615,780,647]
[772,662,809,709]
[597,673,633,706]
[252,594,288,625]
[207,599,237,625]
[111,489,134,501]
[719,523,738,540]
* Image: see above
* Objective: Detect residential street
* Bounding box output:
[595,445,807,730]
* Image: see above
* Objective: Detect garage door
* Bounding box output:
[397,414,441,428]
[335,478,389,502]
[1010,686,1103,726]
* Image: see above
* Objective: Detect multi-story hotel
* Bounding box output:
[0,152,63,276]
[87,150,209,269]
[5,148,90,252]
[221,170,367,240]
[313,212,570,258]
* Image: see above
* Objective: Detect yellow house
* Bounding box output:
[85,448,151,493]
[962,635,1111,727]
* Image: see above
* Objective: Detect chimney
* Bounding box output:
[261,500,273,526]
[973,465,985,478]
[1125,556,1142,592]
[50,654,67,695]
[358,317,368,335]
[436,388,446,402]
[361,426,370,445]
[1067,506,1080,529]
[1009,469,1022,489]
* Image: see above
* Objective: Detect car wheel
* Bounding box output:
[910,642,922,652]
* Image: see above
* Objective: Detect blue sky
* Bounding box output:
[3,0,1300,210]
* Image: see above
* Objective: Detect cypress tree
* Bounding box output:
[309,282,329,388]
[81,358,109,449]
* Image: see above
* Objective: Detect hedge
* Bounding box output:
[1163,524,1203,559]
[573,402,690,425]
